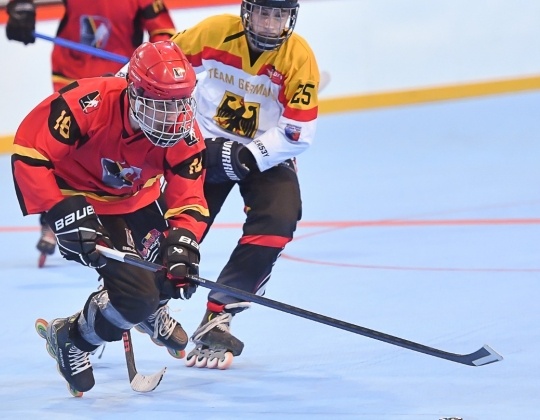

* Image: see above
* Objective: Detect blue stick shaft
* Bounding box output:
[33,32,129,64]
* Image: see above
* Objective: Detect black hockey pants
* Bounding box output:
[74,199,171,348]
[203,159,302,305]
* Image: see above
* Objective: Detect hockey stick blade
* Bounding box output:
[98,246,503,367]
[122,330,166,392]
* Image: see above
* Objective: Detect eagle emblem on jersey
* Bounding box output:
[214,91,259,139]
[80,15,111,48]
[79,91,101,114]
[101,158,142,189]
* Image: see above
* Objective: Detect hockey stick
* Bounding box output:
[31,31,332,94]
[122,330,166,392]
[31,30,333,93]
[96,245,503,367]
[319,71,331,93]
[33,32,129,64]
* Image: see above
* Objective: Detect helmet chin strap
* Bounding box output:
[127,99,141,132]
[129,112,140,131]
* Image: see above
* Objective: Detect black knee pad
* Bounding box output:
[98,260,161,323]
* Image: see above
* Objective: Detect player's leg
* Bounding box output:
[121,199,193,358]
[36,250,159,395]
[187,160,301,369]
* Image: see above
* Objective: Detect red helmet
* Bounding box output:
[127,41,197,147]
[128,41,196,100]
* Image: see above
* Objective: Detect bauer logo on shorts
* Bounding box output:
[79,91,102,114]
[284,124,301,141]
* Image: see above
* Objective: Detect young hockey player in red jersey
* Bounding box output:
[6,0,176,266]
[11,41,207,395]
[6,0,176,89]
[169,0,320,369]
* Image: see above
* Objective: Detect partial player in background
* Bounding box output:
[6,0,176,267]
[169,0,320,369]
[11,41,206,396]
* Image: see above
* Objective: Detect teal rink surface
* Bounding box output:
[0,91,539,419]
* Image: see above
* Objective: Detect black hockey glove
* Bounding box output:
[161,227,200,299]
[204,137,257,183]
[45,195,113,268]
[6,0,36,45]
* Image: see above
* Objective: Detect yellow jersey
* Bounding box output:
[171,14,319,171]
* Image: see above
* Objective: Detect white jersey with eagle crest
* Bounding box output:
[171,13,320,171]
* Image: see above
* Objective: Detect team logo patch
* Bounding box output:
[79,91,101,114]
[140,229,162,260]
[184,133,199,146]
[284,124,302,141]
[266,66,284,85]
[80,15,111,48]
[101,158,142,189]
[173,67,186,79]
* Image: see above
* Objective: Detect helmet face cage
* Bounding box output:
[128,84,197,148]
[241,0,299,51]
[127,41,197,147]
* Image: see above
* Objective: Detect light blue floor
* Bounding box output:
[1,91,539,419]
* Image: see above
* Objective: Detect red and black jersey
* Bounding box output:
[11,76,208,241]
[52,0,176,90]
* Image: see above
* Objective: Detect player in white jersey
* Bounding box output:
[169,0,320,369]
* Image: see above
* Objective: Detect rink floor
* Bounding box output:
[0,91,539,419]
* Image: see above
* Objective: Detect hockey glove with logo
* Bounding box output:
[204,137,258,183]
[45,195,112,268]
[161,228,200,299]
[6,0,36,45]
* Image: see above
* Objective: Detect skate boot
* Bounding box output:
[37,222,56,268]
[135,303,188,359]
[185,301,250,370]
[90,343,106,359]
[35,314,95,397]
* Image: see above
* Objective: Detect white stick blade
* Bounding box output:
[96,245,125,262]
[130,367,166,392]
[472,345,503,366]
